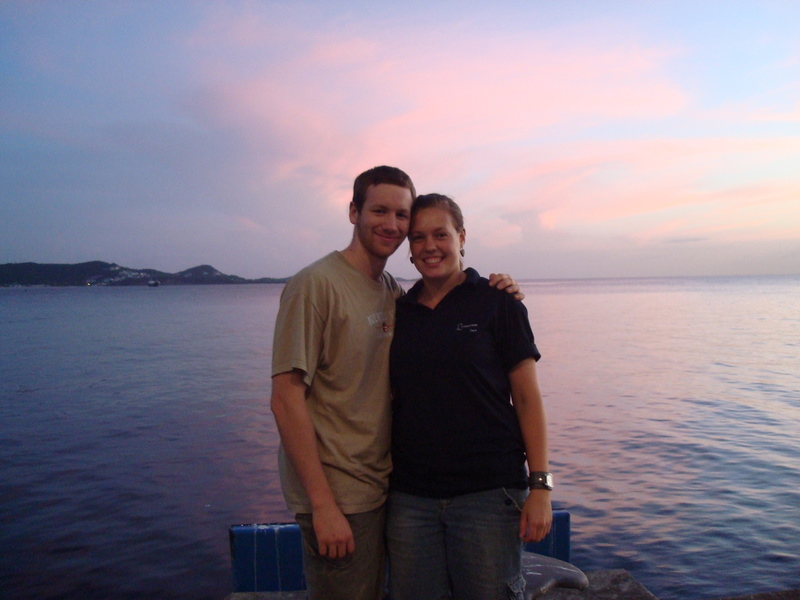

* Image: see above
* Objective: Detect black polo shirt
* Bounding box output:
[389,268,541,498]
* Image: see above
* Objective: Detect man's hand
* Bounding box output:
[488,273,525,301]
[519,490,552,543]
[313,503,356,558]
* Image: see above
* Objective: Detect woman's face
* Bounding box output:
[408,207,466,283]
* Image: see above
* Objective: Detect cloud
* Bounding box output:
[177,6,689,173]
[459,137,800,241]
[2,1,799,278]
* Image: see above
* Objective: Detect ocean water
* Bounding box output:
[1,276,798,600]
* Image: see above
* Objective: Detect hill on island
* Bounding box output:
[0,261,289,287]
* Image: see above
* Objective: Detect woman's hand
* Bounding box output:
[519,490,552,543]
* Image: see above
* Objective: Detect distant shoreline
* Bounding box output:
[0,261,290,287]
[2,261,796,288]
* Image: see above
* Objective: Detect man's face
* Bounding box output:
[350,183,413,261]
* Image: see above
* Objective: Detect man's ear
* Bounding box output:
[349,201,359,225]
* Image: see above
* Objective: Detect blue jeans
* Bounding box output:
[387,488,527,600]
[296,505,387,600]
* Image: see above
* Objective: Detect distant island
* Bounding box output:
[0,261,290,287]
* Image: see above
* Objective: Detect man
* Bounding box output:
[270,166,520,600]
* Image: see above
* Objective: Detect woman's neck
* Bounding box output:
[417,270,466,309]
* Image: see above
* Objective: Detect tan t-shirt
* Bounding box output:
[272,251,404,514]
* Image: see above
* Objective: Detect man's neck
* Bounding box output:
[340,243,388,281]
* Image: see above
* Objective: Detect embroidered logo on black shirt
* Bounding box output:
[456,323,478,333]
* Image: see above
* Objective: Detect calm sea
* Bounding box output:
[1,276,799,600]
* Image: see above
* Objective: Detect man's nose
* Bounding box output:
[383,214,399,231]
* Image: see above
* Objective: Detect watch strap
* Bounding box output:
[528,471,553,491]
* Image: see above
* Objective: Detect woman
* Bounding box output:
[388,194,552,600]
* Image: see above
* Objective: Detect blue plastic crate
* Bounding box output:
[230,522,306,592]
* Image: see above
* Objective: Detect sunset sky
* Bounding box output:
[2,1,799,280]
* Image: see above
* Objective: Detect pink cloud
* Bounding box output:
[176,7,799,258]
[430,133,800,254]
[182,12,688,167]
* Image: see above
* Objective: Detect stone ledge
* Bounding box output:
[543,569,658,600]
[225,570,800,600]
[226,569,647,600]
[714,591,800,600]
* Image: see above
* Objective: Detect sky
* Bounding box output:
[2,1,799,280]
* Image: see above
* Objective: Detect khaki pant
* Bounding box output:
[296,505,387,600]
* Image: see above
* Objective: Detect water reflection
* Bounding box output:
[1,279,798,600]
[520,277,800,598]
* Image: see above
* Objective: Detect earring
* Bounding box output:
[460,248,465,257]
[410,257,414,264]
